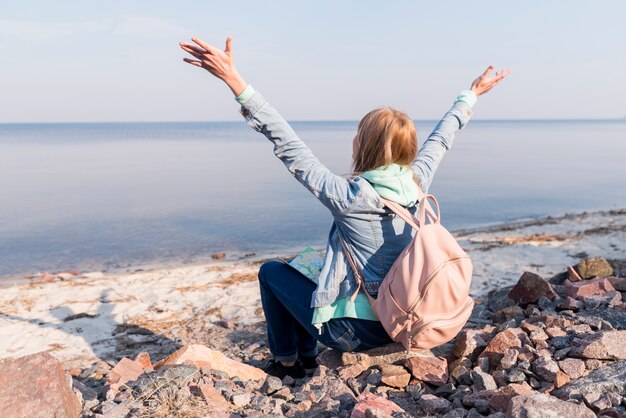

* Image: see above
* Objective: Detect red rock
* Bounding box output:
[0,352,81,418]
[453,326,495,359]
[608,276,626,291]
[350,392,405,418]
[211,252,226,260]
[405,355,448,386]
[478,328,525,370]
[570,330,626,360]
[554,370,570,388]
[488,382,534,412]
[558,358,586,379]
[154,344,267,381]
[199,383,229,411]
[107,357,146,396]
[567,266,582,282]
[564,277,616,299]
[508,272,557,304]
[379,364,411,388]
[338,364,366,379]
[134,351,153,371]
[507,393,595,418]
[38,272,55,283]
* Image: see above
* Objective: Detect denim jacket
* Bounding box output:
[239,90,473,308]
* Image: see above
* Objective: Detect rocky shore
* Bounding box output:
[0,208,625,417]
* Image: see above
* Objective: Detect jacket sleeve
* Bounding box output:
[411,100,473,192]
[238,89,360,214]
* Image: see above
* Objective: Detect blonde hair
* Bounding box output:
[352,107,417,174]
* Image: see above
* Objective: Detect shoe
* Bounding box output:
[299,355,318,375]
[263,359,306,379]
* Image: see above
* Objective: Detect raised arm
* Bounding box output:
[179,36,357,214]
[412,65,511,192]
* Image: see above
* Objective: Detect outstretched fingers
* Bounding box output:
[192,37,218,55]
[183,58,203,68]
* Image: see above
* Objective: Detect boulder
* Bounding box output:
[608,276,626,291]
[574,257,614,279]
[564,277,616,299]
[0,352,82,418]
[420,394,453,415]
[154,345,267,381]
[508,272,557,304]
[532,357,560,382]
[569,330,626,360]
[405,355,448,386]
[507,393,595,417]
[553,360,626,412]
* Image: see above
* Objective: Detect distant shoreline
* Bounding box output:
[2,206,624,286]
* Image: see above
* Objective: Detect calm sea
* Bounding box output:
[0,119,625,278]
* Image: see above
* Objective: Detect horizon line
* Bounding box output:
[0,117,625,125]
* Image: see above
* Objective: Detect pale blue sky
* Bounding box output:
[1,1,625,122]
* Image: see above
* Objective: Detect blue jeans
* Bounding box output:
[258,260,393,362]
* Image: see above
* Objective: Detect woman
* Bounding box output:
[179,36,510,378]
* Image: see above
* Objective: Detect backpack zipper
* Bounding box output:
[401,255,470,314]
[408,298,474,339]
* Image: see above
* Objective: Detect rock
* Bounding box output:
[532,357,560,382]
[488,382,534,412]
[342,352,372,369]
[231,392,252,407]
[499,348,519,370]
[421,394,453,415]
[558,358,586,379]
[405,355,448,386]
[316,349,343,369]
[287,399,312,416]
[154,344,267,381]
[339,364,367,379]
[575,257,614,279]
[379,364,411,388]
[553,360,626,411]
[608,276,626,291]
[567,266,582,282]
[508,272,558,304]
[261,376,282,395]
[0,352,82,418]
[570,330,626,360]
[487,286,517,312]
[212,252,226,260]
[564,277,616,299]
[350,392,404,418]
[557,297,585,311]
[366,369,382,386]
[72,378,97,402]
[493,306,525,324]
[134,351,153,371]
[199,383,230,411]
[507,393,595,417]
[106,357,148,397]
[453,327,494,359]
[443,408,469,418]
[478,328,525,370]
[471,369,497,391]
[554,370,570,388]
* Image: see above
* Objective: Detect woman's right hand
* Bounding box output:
[470,65,511,96]
[179,36,248,96]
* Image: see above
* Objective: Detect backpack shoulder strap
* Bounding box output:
[339,237,377,304]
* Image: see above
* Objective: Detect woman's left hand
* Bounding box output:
[470,65,511,96]
[179,36,248,96]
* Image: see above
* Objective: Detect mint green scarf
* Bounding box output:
[360,164,419,206]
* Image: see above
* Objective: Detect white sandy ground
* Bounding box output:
[0,209,624,369]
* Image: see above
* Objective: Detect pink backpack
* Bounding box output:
[341,191,473,351]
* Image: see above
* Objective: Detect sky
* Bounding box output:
[1,1,625,123]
